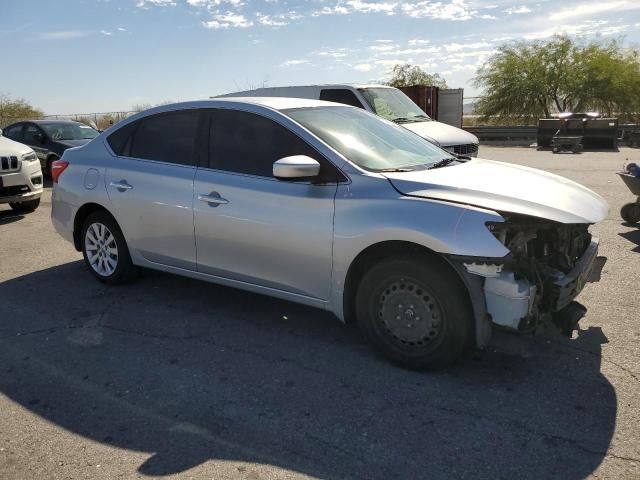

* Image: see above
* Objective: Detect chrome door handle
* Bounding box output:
[198,192,229,206]
[109,180,133,192]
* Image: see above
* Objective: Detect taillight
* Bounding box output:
[51,160,69,183]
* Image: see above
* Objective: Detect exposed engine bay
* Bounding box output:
[463,214,597,333]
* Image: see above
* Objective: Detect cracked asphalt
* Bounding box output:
[1,146,639,480]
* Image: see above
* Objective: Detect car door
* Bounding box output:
[193,108,341,300]
[105,109,203,270]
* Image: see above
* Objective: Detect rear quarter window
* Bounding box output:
[107,122,136,156]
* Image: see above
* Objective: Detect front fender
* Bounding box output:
[329,178,508,318]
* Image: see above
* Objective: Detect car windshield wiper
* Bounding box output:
[427,158,458,170]
[379,167,415,172]
[392,117,422,124]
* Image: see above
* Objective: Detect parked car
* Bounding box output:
[2,120,99,177]
[217,84,480,157]
[0,129,43,213]
[51,98,607,369]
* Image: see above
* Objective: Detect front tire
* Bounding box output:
[355,255,473,370]
[9,198,40,213]
[81,211,137,284]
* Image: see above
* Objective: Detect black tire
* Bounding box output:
[45,155,58,178]
[571,144,582,154]
[9,198,40,213]
[552,146,561,154]
[355,255,473,370]
[81,211,137,285]
[621,203,640,224]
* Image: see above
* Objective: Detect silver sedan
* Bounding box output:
[51,98,608,369]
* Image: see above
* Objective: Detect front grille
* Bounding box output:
[444,144,479,156]
[0,185,30,198]
[0,156,21,172]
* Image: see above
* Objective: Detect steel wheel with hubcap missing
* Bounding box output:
[377,279,444,350]
[85,222,119,276]
[356,254,473,370]
[81,210,137,285]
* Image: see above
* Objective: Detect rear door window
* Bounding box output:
[128,110,200,166]
[319,89,365,109]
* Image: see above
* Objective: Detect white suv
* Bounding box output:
[0,129,43,213]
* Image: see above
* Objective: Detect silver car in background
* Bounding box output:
[51,98,608,369]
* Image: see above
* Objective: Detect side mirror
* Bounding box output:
[273,155,320,179]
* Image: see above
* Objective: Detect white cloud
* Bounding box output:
[346,0,397,14]
[256,11,302,27]
[401,0,478,21]
[550,1,639,21]
[503,5,531,15]
[353,63,374,71]
[136,0,176,8]
[117,27,126,31]
[203,12,253,29]
[100,30,113,35]
[281,59,310,66]
[39,30,91,40]
[316,48,351,58]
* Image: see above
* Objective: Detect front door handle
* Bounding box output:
[198,191,229,206]
[109,180,133,192]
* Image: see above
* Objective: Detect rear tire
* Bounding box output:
[355,255,473,370]
[552,146,561,154]
[621,203,640,224]
[9,198,40,213]
[81,211,137,285]
[45,155,59,178]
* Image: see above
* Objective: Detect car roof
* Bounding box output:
[30,120,84,126]
[139,97,350,115]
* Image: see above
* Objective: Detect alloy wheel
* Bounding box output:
[85,222,119,277]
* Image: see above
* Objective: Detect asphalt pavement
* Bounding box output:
[0,146,639,479]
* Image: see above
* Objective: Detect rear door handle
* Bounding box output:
[109,180,133,192]
[198,191,229,206]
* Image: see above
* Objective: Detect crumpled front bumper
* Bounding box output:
[547,238,599,312]
[464,238,600,331]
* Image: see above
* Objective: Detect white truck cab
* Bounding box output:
[0,129,43,213]
[218,84,479,156]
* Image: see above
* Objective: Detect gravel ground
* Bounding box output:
[0,146,639,480]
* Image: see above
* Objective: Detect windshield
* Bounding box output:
[41,123,99,141]
[285,106,453,172]
[358,88,431,123]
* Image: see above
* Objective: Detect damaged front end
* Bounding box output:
[462,214,599,334]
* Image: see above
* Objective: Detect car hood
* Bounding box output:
[383,158,609,224]
[402,120,478,146]
[58,139,92,148]
[0,136,33,157]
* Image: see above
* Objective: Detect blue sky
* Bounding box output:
[2,0,639,114]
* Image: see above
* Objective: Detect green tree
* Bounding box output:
[474,36,640,122]
[0,94,43,126]
[386,64,448,88]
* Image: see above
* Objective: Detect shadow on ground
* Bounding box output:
[0,262,616,479]
[620,229,640,253]
[0,209,24,225]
